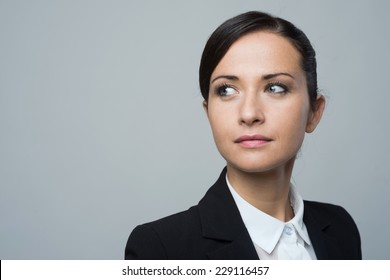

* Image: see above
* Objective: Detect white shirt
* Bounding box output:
[226,176,317,260]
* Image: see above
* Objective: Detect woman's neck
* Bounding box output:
[226,160,295,222]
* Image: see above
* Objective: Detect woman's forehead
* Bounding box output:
[211,31,303,80]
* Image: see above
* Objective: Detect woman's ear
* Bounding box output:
[203,100,209,116]
[306,95,326,133]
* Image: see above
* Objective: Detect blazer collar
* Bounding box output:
[197,167,258,259]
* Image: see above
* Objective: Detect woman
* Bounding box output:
[125,11,361,260]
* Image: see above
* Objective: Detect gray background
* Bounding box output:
[0,0,389,259]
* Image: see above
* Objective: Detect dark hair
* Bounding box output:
[199,11,318,109]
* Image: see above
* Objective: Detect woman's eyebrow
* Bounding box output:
[211,72,295,84]
[263,72,295,80]
[211,75,238,84]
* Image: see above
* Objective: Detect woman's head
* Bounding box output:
[199,11,318,110]
[200,11,325,174]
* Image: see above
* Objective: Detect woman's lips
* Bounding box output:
[234,135,272,148]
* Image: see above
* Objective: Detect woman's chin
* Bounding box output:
[226,156,296,175]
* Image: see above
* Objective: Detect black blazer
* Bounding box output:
[125,168,362,260]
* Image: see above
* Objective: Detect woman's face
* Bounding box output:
[204,31,324,173]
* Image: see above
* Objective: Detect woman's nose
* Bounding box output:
[238,93,264,126]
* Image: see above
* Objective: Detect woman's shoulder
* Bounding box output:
[303,200,359,228]
[304,199,362,241]
[303,199,361,259]
[304,200,353,218]
[124,205,204,259]
[135,205,201,234]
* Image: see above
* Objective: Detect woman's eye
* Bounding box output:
[267,84,287,94]
[217,85,237,96]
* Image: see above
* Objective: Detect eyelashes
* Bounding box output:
[214,81,289,97]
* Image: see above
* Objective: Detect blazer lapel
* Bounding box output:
[207,231,259,259]
[304,202,343,260]
[198,167,258,260]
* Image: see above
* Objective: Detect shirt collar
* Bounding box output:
[226,175,311,254]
